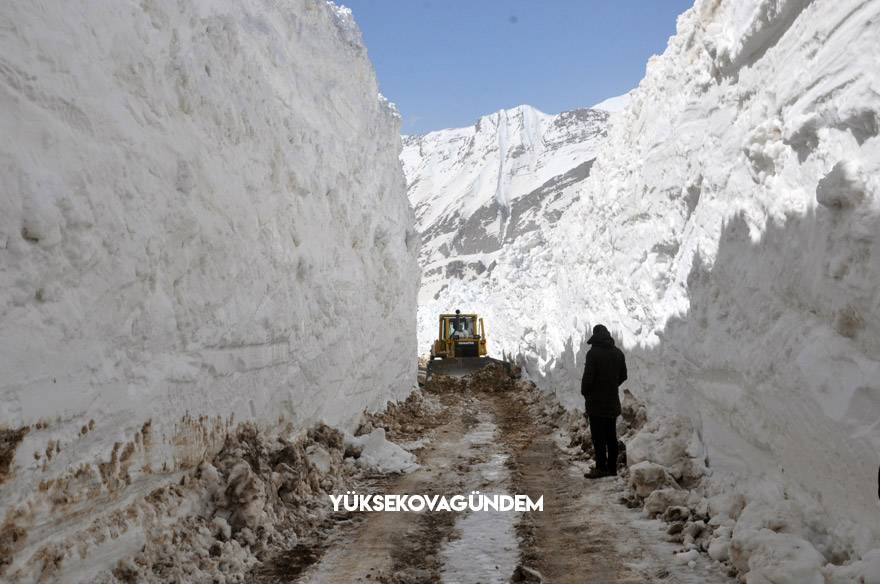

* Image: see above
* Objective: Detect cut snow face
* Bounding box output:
[0,0,418,580]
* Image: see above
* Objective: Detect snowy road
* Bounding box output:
[258,374,733,583]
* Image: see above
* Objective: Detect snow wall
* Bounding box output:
[484,0,880,567]
[0,0,418,579]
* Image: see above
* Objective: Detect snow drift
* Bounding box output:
[0,0,417,580]
[408,0,880,578]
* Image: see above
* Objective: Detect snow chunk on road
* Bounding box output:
[628,461,679,498]
[627,416,706,485]
[643,488,688,518]
[826,549,880,583]
[674,548,699,564]
[731,530,826,584]
[346,428,419,474]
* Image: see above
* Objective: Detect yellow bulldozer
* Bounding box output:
[426,309,509,378]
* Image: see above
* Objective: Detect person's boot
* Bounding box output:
[584,466,608,479]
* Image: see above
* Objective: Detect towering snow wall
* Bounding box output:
[408,0,880,572]
[519,0,880,566]
[0,0,418,578]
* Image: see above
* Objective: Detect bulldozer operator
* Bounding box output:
[450,310,472,338]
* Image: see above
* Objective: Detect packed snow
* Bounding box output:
[0,0,417,580]
[407,0,880,580]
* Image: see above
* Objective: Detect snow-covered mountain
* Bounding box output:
[406,0,880,579]
[0,1,417,580]
[402,104,609,351]
[591,92,632,113]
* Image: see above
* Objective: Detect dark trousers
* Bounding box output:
[588,415,618,472]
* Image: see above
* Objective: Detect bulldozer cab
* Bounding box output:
[446,314,473,338]
[431,311,487,359]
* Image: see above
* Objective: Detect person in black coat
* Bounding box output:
[581,324,628,478]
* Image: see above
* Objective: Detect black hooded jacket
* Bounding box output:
[581,325,628,417]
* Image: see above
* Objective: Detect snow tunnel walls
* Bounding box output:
[510,0,880,560]
[0,0,418,578]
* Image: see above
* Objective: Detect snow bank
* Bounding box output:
[0,0,417,579]
[517,0,880,578]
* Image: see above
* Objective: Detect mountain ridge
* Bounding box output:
[402,102,610,316]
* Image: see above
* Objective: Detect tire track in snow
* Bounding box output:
[437,411,519,583]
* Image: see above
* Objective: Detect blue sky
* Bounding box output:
[343,0,694,135]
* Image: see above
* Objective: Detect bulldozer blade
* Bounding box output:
[426,357,510,380]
